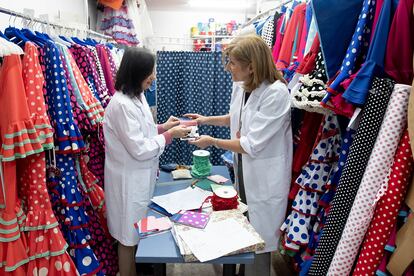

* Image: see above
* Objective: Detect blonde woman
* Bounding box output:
[187,35,292,276]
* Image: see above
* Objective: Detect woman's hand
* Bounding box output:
[188,135,214,149]
[184,113,208,125]
[162,116,180,130]
[167,125,192,139]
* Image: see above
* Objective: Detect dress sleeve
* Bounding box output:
[110,103,167,161]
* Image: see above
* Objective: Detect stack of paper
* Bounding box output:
[151,186,212,214]
[134,216,172,238]
[171,210,264,262]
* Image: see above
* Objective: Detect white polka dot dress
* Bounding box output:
[327,83,411,275]
[280,115,341,252]
[308,77,395,275]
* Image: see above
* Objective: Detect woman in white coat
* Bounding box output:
[104,48,190,276]
[187,35,292,275]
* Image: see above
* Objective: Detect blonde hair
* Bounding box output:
[223,35,285,92]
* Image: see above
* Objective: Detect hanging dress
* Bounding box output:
[17,41,79,276]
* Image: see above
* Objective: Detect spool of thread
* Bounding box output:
[191,150,212,178]
[211,186,239,211]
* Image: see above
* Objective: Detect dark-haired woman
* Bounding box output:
[103,48,190,275]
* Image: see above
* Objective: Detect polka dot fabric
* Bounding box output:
[308,77,395,276]
[76,154,119,276]
[59,48,93,133]
[328,84,411,275]
[281,115,341,252]
[70,45,111,108]
[47,154,103,275]
[58,45,104,126]
[17,153,78,276]
[157,51,232,165]
[22,42,54,151]
[261,16,275,48]
[0,54,45,161]
[40,41,85,154]
[353,130,413,276]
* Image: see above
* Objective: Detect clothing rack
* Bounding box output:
[243,0,294,27]
[0,6,112,40]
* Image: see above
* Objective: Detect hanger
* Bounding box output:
[19,28,46,47]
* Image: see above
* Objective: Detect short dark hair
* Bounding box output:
[115,47,155,97]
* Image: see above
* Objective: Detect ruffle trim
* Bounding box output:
[31,116,54,151]
[1,120,52,162]
[0,210,29,271]
[22,209,59,231]
[296,163,334,193]
[65,229,103,276]
[26,250,79,275]
[25,224,69,261]
[54,122,85,154]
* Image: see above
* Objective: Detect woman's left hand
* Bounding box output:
[162,116,180,130]
[189,135,214,149]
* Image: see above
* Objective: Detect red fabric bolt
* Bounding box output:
[352,130,413,275]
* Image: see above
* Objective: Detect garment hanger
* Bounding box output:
[2,16,26,54]
[50,26,72,46]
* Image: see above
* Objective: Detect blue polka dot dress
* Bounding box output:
[48,154,103,275]
[41,41,85,154]
[280,115,341,253]
[321,0,375,113]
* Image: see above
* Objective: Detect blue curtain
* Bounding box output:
[156,51,232,165]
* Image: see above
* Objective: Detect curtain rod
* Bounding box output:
[0,6,112,40]
[243,0,294,27]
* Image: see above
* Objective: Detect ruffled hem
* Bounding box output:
[0,211,29,271]
[65,229,103,276]
[25,226,69,261]
[22,209,59,231]
[84,103,104,126]
[296,163,334,192]
[26,251,79,276]
[31,116,54,151]
[54,122,85,154]
[1,120,46,162]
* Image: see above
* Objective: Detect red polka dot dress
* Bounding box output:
[0,53,44,275]
[17,42,79,276]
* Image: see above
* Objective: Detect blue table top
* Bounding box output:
[157,165,231,183]
[135,166,255,264]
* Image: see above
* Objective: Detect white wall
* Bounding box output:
[148,9,255,51]
[0,0,88,32]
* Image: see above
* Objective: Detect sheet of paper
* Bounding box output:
[151,186,213,214]
[177,218,260,262]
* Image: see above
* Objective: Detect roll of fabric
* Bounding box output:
[327,83,411,275]
[353,130,413,275]
[308,77,395,275]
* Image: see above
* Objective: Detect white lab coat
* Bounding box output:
[230,80,292,253]
[103,92,167,246]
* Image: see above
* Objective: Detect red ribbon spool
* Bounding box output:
[210,187,239,211]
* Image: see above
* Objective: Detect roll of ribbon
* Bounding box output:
[191,150,212,178]
[211,186,239,211]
